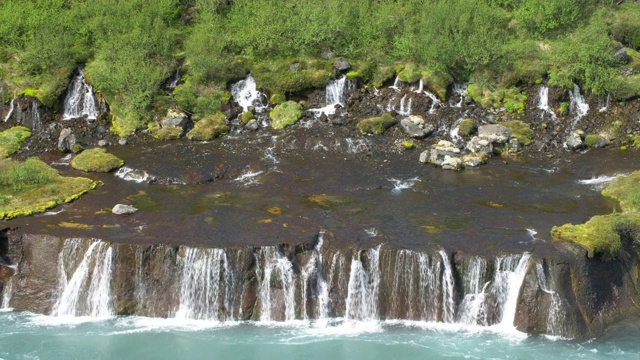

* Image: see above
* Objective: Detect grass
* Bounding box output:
[70,148,124,173]
[0,126,32,158]
[0,158,97,220]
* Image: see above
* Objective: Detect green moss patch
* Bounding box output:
[468,83,527,114]
[270,101,302,130]
[240,111,255,125]
[187,112,229,141]
[500,120,534,146]
[458,119,476,137]
[0,158,97,220]
[397,63,421,83]
[357,113,397,135]
[71,148,124,173]
[0,126,32,158]
[252,58,332,94]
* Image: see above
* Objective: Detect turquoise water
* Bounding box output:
[1,311,639,360]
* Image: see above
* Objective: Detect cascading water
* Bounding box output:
[451,83,467,107]
[345,246,381,321]
[423,91,441,114]
[439,251,456,323]
[598,93,611,113]
[1,277,13,309]
[311,75,354,117]
[535,262,567,336]
[569,83,589,124]
[175,248,233,321]
[255,247,296,321]
[495,253,531,330]
[457,257,489,325]
[398,94,412,115]
[62,69,99,121]
[537,86,556,119]
[390,76,401,91]
[3,98,14,122]
[52,239,113,317]
[300,232,329,320]
[230,75,268,113]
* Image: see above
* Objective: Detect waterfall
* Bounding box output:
[398,95,412,115]
[62,69,99,121]
[3,98,14,122]
[300,232,329,320]
[1,277,13,309]
[388,250,441,321]
[439,251,456,323]
[451,83,467,108]
[345,246,381,321]
[230,75,268,113]
[175,247,233,321]
[390,76,401,92]
[311,75,354,117]
[413,79,424,93]
[457,257,489,325]
[255,247,296,321]
[535,262,566,336]
[166,66,181,90]
[385,95,397,112]
[495,253,530,329]
[598,93,611,113]
[52,240,113,317]
[424,91,441,114]
[31,101,43,131]
[569,84,589,123]
[537,86,556,119]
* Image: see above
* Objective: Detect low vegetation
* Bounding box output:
[70,148,124,173]
[0,126,32,158]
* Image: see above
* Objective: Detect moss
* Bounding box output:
[356,113,397,135]
[458,119,476,137]
[0,158,97,220]
[0,126,31,158]
[110,114,141,138]
[306,194,350,210]
[420,68,451,100]
[151,125,183,140]
[186,112,229,141]
[615,74,640,100]
[71,143,84,154]
[401,141,415,150]
[559,102,569,116]
[467,82,526,114]
[397,63,421,83]
[346,71,360,79]
[500,120,534,146]
[251,58,332,94]
[551,215,621,259]
[270,101,302,130]
[240,111,255,125]
[269,93,286,105]
[70,148,124,173]
[602,171,640,212]
[584,134,605,148]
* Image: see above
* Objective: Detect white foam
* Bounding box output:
[115,167,156,183]
[234,170,264,186]
[578,174,626,191]
[389,177,421,193]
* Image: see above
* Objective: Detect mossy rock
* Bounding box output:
[467,83,526,114]
[187,113,229,141]
[241,111,255,125]
[458,119,477,137]
[500,120,534,146]
[151,126,183,140]
[401,141,415,150]
[584,134,607,148]
[357,113,397,135]
[270,101,302,130]
[559,102,569,116]
[0,158,97,220]
[551,215,623,259]
[397,63,421,83]
[269,93,286,105]
[0,126,32,158]
[251,58,332,94]
[602,171,640,212]
[71,148,124,173]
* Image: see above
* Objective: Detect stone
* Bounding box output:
[245,119,259,131]
[441,155,463,171]
[160,109,189,130]
[508,137,520,153]
[97,140,109,147]
[400,115,435,138]
[465,136,493,156]
[320,46,335,60]
[112,204,138,215]
[427,140,462,167]
[566,130,585,151]
[462,153,484,167]
[478,124,510,144]
[57,128,76,153]
[118,138,128,146]
[419,150,430,164]
[613,48,630,64]
[332,57,351,71]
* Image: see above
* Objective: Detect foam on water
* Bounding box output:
[234,170,264,186]
[115,166,156,183]
[388,177,420,193]
[578,174,626,191]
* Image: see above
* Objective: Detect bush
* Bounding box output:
[0,158,57,192]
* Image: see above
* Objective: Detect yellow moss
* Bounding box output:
[267,207,282,216]
[257,218,273,224]
[58,221,94,230]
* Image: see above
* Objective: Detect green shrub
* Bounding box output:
[71,148,124,173]
[0,158,57,192]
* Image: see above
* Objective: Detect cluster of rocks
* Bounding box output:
[418,124,512,171]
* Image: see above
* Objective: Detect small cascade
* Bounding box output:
[1,277,13,309]
[174,248,233,321]
[62,69,99,121]
[165,66,181,90]
[495,253,531,329]
[398,94,412,115]
[52,240,114,317]
[115,167,156,183]
[385,95,397,112]
[451,83,468,107]
[412,79,424,93]
[345,246,381,321]
[457,258,489,325]
[423,91,441,114]
[311,76,354,117]
[598,93,611,113]
[230,75,268,113]
[255,247,296,321]
[537,86,556,119]
[569,83,589,124]
[3,98,14,122]
[389,76,401,91]
[31,101,43,131]
[344,138,371,154]
[300,231,329,320]
[535,263,567,336]
[439,251,456,323]
[449,118,463,144]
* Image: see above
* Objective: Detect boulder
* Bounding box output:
[112,204,138,215]
[465,136,493,157]
[441,155,463,171]
[161,109,189,130]
[508,137,521,153]
[245,119,259,131]
[400,115,435,138]
[613,48,630,64]
[97,140,109,147]
[320,46,335,60]
[57,128,76,153]
[427,140,462,167]
[332,57,351,71]
[566,130,585,151]
[478,124,510,144]
[462,153,485,167]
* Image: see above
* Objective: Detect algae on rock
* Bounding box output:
[71,148,124,173]
[270,101,302,130]
[357,113,397,135]
[187,112,230,141]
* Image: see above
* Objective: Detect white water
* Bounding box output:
[1,277,13,309]
[311,75,354,117]
[537,86,556,119]
[449,118,463,144]
[398,94,412,115]
[496,253,531,330]
[389,76,401,91]
[344,138,370,154]
[175,248,232,321]
[536,263,567,336]
[599,93,611,113]
[234,169,264,185]
[3,98,14,122]
[388,177,420,193]
[115,166,156,183]
[230,75,268,113]
[62,69,99,121]
[457,258,489,325]
[412,79,424,93]
[424,90,441,114]
[52,240,113,317]
[255,247,296,321]
[569,84,589,125]
[439,251,456,323]
[345,246,381,321]
[578,174,626,191]
[451,83,467,107]
[166,67,181,90]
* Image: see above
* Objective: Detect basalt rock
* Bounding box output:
[400,115,435,138]
[478,124,510,144]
